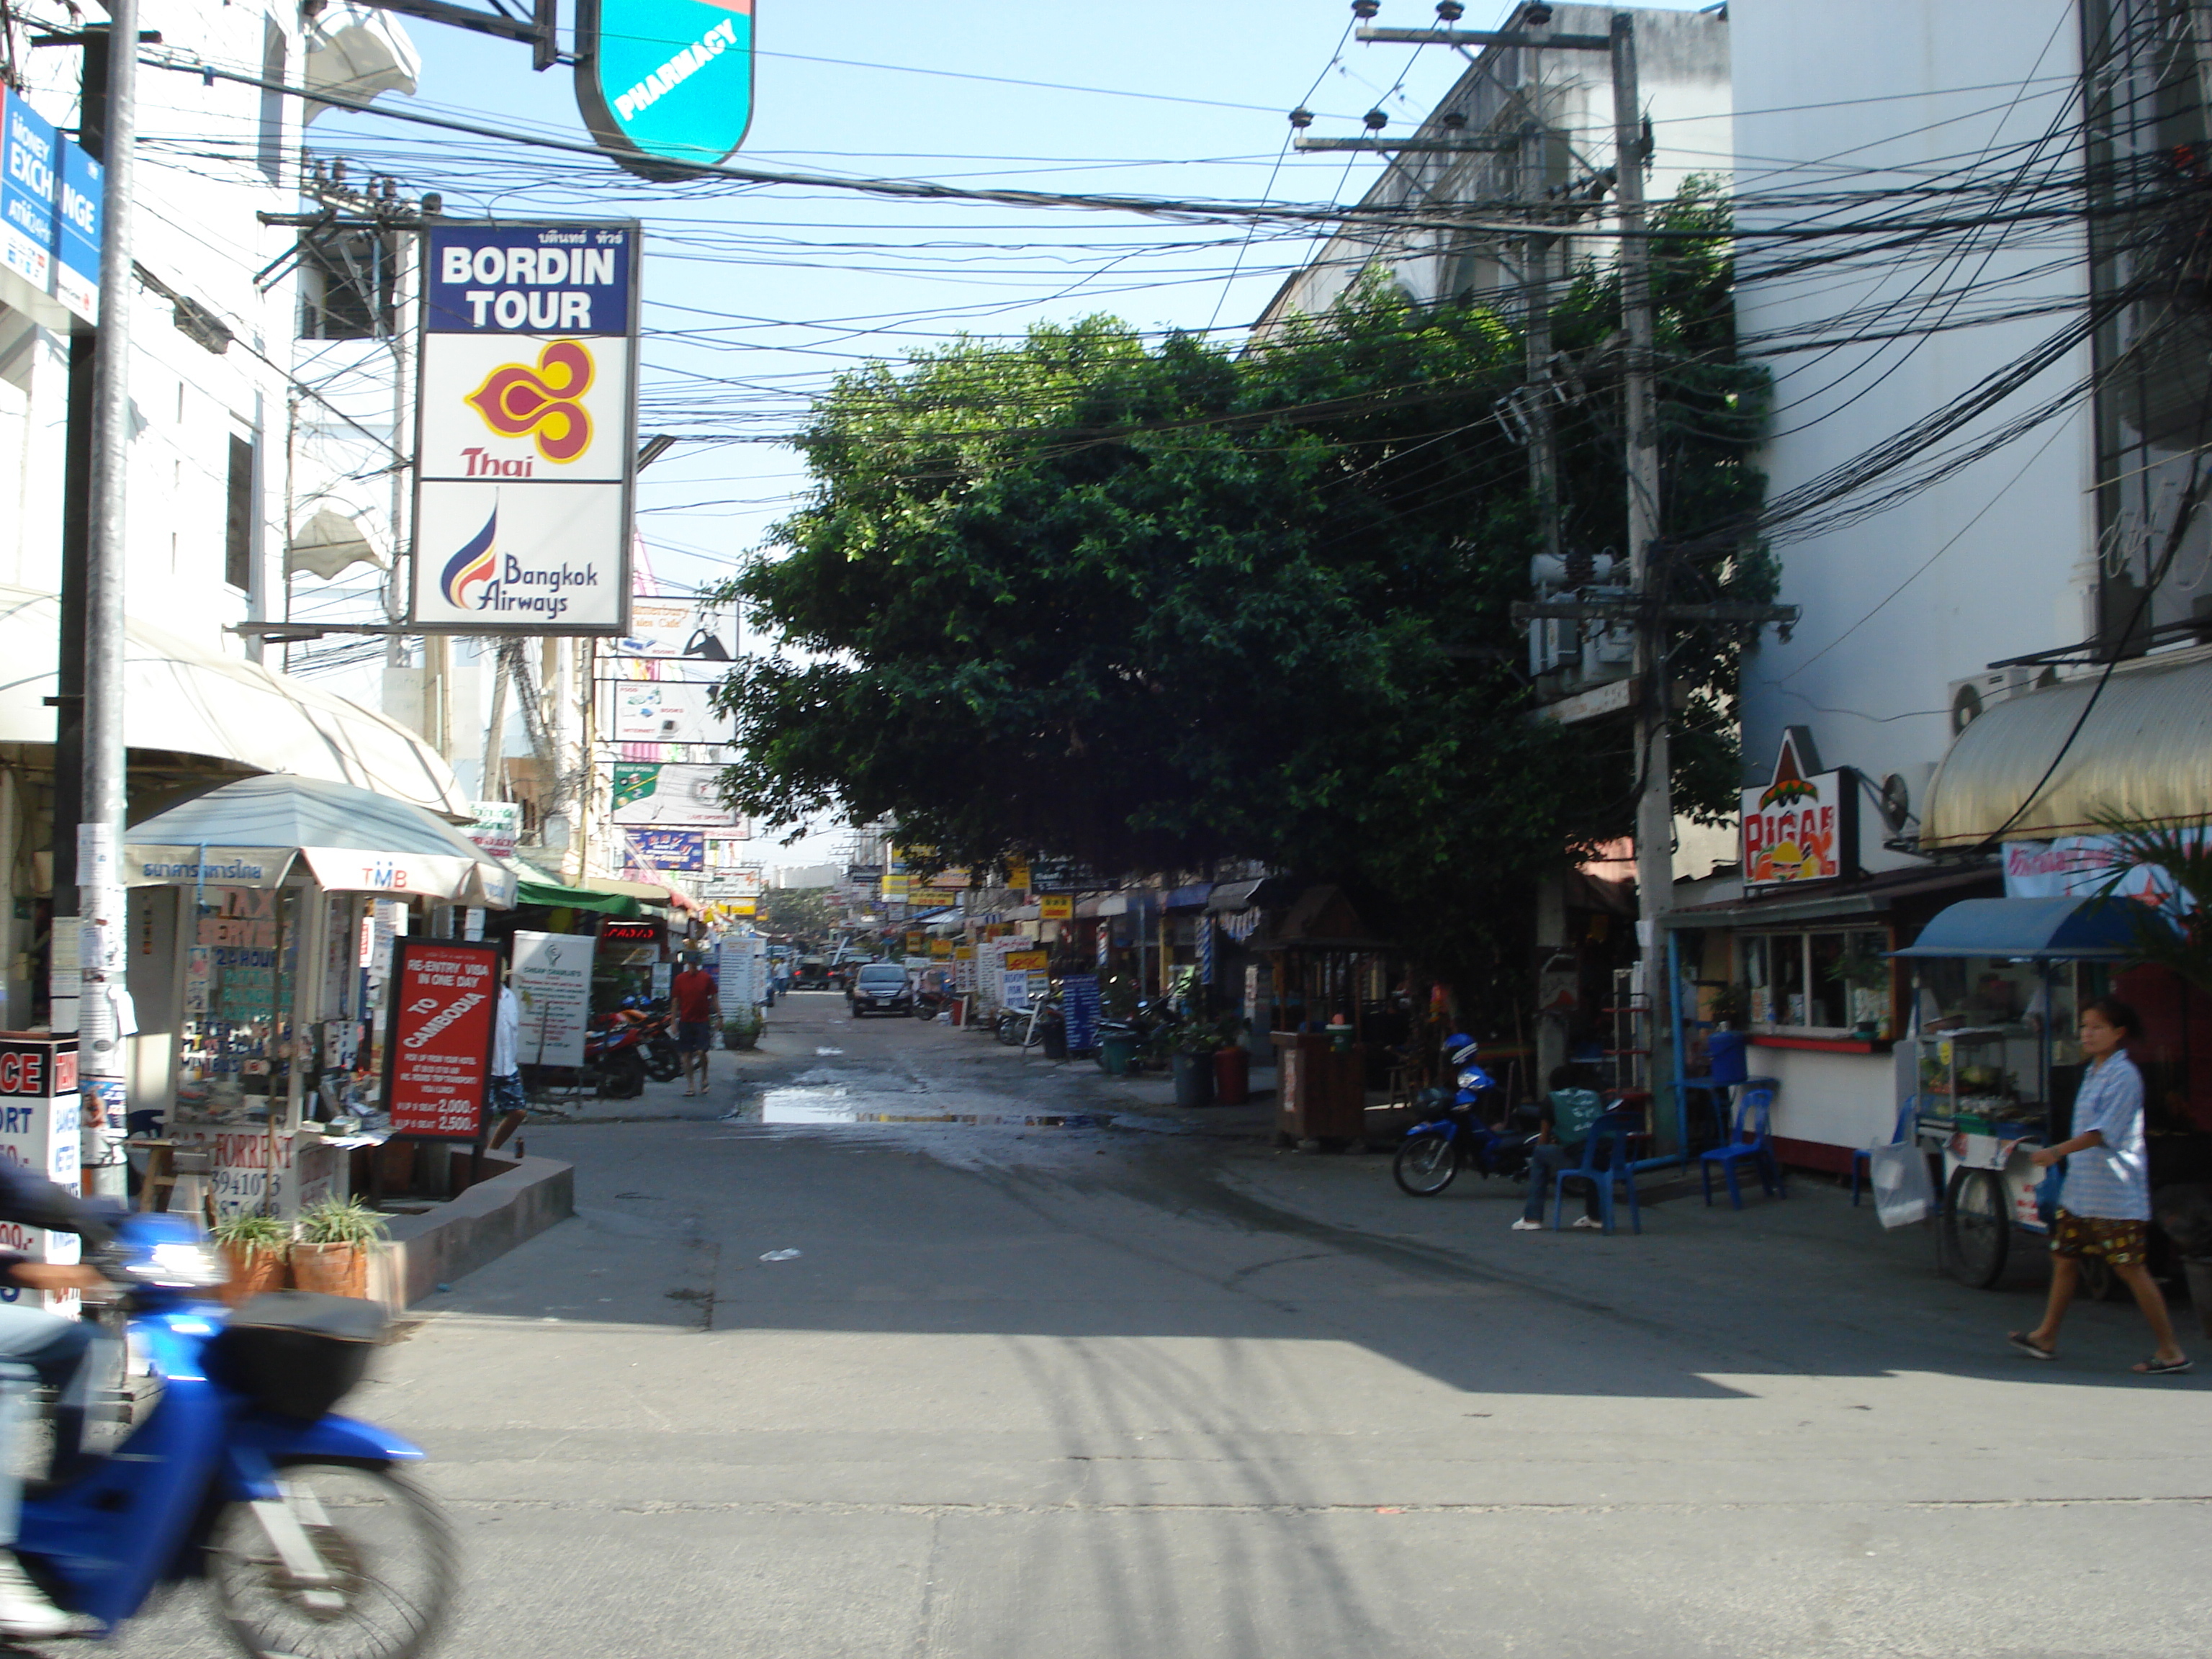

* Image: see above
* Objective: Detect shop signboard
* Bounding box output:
[2002,831,2204,906]
[601,920,661,946]
[0,91,99,327]
[0,1035,78,1313]
[610,596,737,665]
[410,221,639,634]
[574,0,755,175]
[624,828,705,871]
[953,945,976,994]
[53,138,96,322]
[466,801,521,859]
[1061,974,1100,1053]
[609,680,729,745]
[382,940,500,1139]
[930,938,953,958]
[1038,895,1073,921]
[1740,728,1858,894]
[0,93,57,293]
[609,760,742,826]
[881,873,910,902]
[511,930,595,1066]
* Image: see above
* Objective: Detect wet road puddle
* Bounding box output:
[738,1084,1109,1130]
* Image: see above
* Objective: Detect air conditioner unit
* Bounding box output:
[1946,667,2046,737]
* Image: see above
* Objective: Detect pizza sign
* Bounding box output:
[1740,728,1858,892]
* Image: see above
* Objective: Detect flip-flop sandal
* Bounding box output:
[2007,1331,2056,1361]
[2133,1356,2193,1375]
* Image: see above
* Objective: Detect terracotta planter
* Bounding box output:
[289,1241,369,1300]
[217,1242,289,1305]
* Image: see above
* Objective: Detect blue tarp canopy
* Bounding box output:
[1889,896,2171,961]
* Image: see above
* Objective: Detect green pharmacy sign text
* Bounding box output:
[577,0,755,175]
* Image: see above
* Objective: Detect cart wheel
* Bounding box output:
[1942,1166,2010,1290]
[2075,1256,2126,1303]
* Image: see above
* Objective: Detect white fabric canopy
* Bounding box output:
[0,583,467,815]
[127,776,516,907]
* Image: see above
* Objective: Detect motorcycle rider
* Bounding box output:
[0,1160,114,1637]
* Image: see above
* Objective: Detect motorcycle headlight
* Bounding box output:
[125,1240,231,1289]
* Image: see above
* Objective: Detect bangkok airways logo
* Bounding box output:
[464,339,595,463]
[440,505,498,611]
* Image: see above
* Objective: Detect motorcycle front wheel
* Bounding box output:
[1393,1133,1458,1197]
[211,1459,455,1659]
[642,1038,683,1082]
[598,1051,647,1099]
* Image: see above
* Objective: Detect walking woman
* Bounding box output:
[2008,997,2190,1375]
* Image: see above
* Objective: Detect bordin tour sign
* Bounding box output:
[382,939,501,1139]
[575,0,755,175]
[410,221,640,634]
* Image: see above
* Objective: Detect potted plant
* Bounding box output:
[1169,1017,1217,1108]
[210,1211,289,1305]
[1707,982,1749,1029]
[289,1197,389,1300]
[1825,947,1892,1038]
[721,1008,763,1051]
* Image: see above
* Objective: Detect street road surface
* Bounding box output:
[113,991,2209,1658]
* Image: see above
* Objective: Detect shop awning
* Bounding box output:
[125,775,517,907]
[513,879,641,917]
[1921,652,2212,849]
[0,583,468,816]
[1889,896,2171,960]
[1163,882,1213,910]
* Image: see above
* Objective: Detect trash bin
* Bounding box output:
[1172,1048,1215,1107]
[1272,1030,1364,1146]
[1214,1045,1249,1105]
[1100,1033,1140,1075]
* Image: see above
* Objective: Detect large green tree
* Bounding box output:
[714,186,1768,987]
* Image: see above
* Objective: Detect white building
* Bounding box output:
[0,2,457,1032]
[1679,1,2212,1170]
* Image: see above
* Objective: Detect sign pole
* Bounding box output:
[76,0,138,1197]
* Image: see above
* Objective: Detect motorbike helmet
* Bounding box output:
[1444,1031,1480,1066]
[621,996,640,1009]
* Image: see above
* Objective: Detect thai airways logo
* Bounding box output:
[465,339,595,463]
[441,506,498,610]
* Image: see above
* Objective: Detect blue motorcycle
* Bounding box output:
[1392,1034,1538,1197]
[17,1211,454,1656]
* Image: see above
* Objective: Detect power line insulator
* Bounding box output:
[1436,1,1465,19]
[1288,107,1316,130]
[1363,109,1388,132]
[1440,110,1467,130]
[1352,0,1380,18]
[1524,3,1555,23]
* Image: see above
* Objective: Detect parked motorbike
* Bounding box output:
[631,1002,684,1083]
[1392,1034,1539,1197]
[17,1211,454,1654]
[996,994,1062,1050]
[1092,997,1169,1069]
[583,1010,651,1099]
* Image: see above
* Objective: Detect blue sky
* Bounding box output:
[292,1,1709,860]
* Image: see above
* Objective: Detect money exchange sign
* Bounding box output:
[410,222,640,634]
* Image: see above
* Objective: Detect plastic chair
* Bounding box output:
[1700,1082,1783,1209]
[1851,1096,1919,1208]
[1552,1108,1645,1235]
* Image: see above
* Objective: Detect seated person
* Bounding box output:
[1512,1069,1611,1233]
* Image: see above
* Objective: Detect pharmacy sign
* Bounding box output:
[577,0,756,174]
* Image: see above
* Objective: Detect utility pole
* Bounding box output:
[77,0,140,1196]
[1611,13,1673,1117]
[1520,20,1570,1095]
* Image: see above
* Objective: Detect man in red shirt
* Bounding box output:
[670,953,719,1097]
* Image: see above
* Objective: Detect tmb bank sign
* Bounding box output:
[409,221,640,635]
[1740,727,1858,894]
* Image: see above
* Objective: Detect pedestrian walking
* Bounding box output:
[672,952,718,1097]
[486,969,528,1152]
[2008,997,2190,1375]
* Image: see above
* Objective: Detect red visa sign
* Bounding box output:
[382,940,500,1139]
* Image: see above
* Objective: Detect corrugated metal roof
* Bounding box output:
[1921,650,2212,849]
